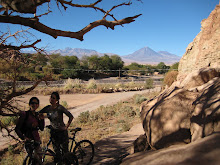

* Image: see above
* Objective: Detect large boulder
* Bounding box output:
[140,68,220,149]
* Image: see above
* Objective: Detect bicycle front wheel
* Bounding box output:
[73,140,94,165]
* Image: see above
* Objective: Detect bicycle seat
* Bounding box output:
[70,127,81,132]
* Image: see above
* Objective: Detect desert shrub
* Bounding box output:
[115,83,125,88]
[126,79,135,87]
[86,79,97,89]
[116,121,131,133]
[116,106,136,117]
[90,105,116,122]
[164,70,178,87]
[64,78,82,89]
[145,78,154,89]
[77,111,90,123]
[134,94,147,104]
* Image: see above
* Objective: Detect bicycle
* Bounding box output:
[69,127,95,165]
[23,126,94,165]
[41,125,78,165]
[23,126,78,165]
[23,140,43,165]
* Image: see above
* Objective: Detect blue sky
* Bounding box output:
[1,0,219,56]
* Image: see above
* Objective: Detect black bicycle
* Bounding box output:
[41,125,78,165]
[23,140,43,165]
[69,127,94,165]
[23,126,78,165]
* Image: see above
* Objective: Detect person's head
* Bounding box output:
[50,91,60,106]
[29,97,39,111]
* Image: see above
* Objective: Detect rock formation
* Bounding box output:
[178,3,220,81]
[122,3,220,165]
[140,2,220,150]
[140,68,219,149]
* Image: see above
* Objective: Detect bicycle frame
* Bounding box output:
[69,127,81,152]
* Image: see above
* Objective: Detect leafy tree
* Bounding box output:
[49,54,64,74]
[87,55,100,70]
[99,55,112,71]
[156,62,170,74]
[110,55,124,70]
[124,63,146,75]
[170,62,179,71]
[61,56,81,78]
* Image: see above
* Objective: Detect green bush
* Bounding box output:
[145,78,154,89]
[77,111,90,123]
[134,94,147,104]
[116,121,130,133]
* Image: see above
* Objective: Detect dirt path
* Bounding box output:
[0,87,160,163]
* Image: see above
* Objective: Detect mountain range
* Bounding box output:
[121,47,181,65]
[23,46,181,65]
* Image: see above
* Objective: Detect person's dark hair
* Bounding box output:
[29,97,39,105]
[51,91,60,104]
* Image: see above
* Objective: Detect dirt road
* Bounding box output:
[0,87,160,155]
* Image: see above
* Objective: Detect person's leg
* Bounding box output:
[51,133,62,163]
[61,130,69,154]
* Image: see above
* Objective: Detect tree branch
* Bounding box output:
[0,76,50,115]
[0,39,41,50]
[0,14,142,41]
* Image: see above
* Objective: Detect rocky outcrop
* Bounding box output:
[140,68,220,149]
[178,4,220,81]
[122,132,220,165]
[121,3,220,165]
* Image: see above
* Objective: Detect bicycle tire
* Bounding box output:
[73,140,94,165]
[63,152,79,165]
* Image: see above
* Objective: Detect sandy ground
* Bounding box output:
[0,87,160,164]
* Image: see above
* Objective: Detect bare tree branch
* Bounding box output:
[0,75,50,115]
[0,14,141,41]
[0,39,41,50]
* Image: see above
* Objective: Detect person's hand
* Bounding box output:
[38,113,44,120]
[24,137,30,142]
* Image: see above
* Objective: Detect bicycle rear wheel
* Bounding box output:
[73,140,94,165]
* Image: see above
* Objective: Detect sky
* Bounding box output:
[1,0,219,57]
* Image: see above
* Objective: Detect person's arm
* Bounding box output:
[38,105,49,114]
[61,105,74,129]
[37,114,45,131]
[15,111,26,140]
